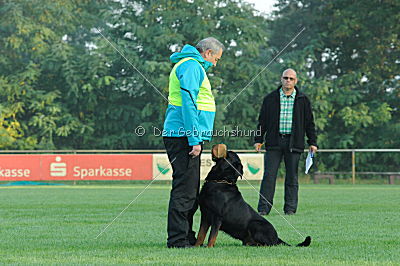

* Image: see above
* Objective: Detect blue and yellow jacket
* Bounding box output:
[162,45,216,146]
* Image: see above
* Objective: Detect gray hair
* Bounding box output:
[282,68,297,77]
[196,37,225,55]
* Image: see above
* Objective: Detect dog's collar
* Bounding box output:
[205,180,236,185]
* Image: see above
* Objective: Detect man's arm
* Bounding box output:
[254,96,267,151]
[304,96,318,150]
[176,61,204,148]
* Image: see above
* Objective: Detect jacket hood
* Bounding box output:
[170,44,213,71]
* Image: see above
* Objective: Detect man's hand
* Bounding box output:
[254,143,263,152]
[189,144,202,157]
[309,145,318,154]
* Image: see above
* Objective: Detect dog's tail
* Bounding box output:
[296,236,311,247]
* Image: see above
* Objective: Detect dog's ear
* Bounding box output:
[227,151,244,178]
[212,144,227,162]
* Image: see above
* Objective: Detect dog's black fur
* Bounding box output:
[195,150,311,247]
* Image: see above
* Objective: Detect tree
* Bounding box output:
[0,0,110,149]
[95,0,270,149]
[2,0,398,174]
[269,0,400,171]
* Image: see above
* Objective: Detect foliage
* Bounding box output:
[97,0,270,149]
[268,0,399,171]
[0,0,398,171]
[0,0,109,149]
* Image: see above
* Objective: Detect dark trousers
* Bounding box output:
[163,137,201,247]
[258,135,301,214]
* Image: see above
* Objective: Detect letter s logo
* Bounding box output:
[50,156,67,177]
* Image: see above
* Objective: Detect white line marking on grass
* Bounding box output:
[94,157,176,239]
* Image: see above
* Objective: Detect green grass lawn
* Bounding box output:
[1,183,399,265]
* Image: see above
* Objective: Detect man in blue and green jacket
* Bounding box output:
[163,37,224,248]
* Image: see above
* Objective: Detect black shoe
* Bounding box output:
[187,231,197,245]
[259,211,269,216]
[285,211,295,215]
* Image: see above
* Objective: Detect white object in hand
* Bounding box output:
[305,152,313,174]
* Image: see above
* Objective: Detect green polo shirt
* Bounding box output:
[279,88,296,134]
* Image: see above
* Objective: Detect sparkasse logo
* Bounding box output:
[50,156,67,177]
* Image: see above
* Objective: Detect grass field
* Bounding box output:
[1,183,399,265]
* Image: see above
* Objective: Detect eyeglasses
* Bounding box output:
[282,77,296,81]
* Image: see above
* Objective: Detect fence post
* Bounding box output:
[73,150,77,186]
[352,150,356,184]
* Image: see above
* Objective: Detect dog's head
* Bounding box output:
[211,143,227,162]
[206,144,243,183]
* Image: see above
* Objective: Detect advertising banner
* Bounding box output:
[0,154,153,181]
[152,153,264,180]
[0,153,262,181]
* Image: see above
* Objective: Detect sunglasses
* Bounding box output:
[282,77,296,81]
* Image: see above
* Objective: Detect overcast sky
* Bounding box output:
[245,0,278,14]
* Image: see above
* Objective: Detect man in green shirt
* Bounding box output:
[254,69,318,215]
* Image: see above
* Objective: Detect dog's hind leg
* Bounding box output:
[248,220,281,246]
[242,233,258,246]
[207,218,222,248]
[195,214,210,247]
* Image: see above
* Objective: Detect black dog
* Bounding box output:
[195,146,311,247]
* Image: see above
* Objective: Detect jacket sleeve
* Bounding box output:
[304,96,318,147]
[176,61,205,146]
[254,96,267,144]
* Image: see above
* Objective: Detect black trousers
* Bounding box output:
[163,137,201,247]
[258,135,301,214]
